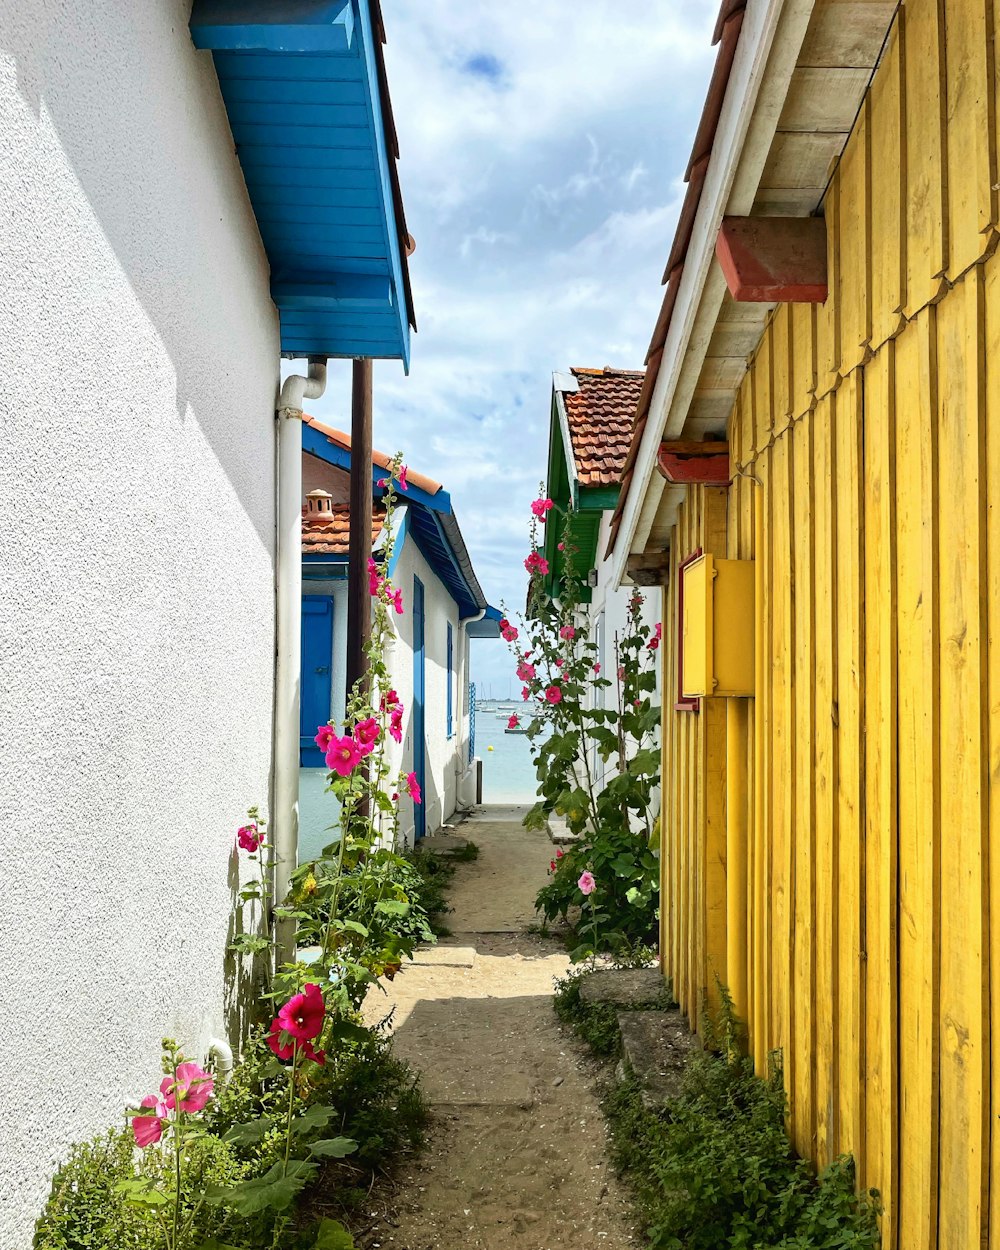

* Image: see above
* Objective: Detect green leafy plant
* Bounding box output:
[553,966,675,1056]
[595,1001,881,1249]
[506,501,661,958]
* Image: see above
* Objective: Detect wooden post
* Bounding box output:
[347,357,373,697]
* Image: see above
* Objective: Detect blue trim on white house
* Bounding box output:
[303,422,452,513]
[386,504,410,580]
[190,0,412,367]
[466,604,503,638]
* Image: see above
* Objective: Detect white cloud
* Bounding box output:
[306,1,717,692]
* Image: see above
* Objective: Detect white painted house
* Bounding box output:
[297,418,500,859]
[0,2,414,1245]
[540,368,662,793]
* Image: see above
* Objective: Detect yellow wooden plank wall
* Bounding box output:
[655,0,1000,1244]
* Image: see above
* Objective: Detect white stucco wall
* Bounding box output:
[0,3,279,1244]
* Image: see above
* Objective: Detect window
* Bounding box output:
[446,621,454,737]
[675,549,702,712]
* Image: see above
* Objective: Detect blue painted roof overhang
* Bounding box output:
[303,434,500,631]
[190,0,415,368]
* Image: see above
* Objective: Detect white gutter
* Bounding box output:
[274,357,327,967]
[610,0,816,588]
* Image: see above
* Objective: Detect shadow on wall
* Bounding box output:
[2,0,279,552]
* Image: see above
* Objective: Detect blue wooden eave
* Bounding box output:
[191,0,414,369]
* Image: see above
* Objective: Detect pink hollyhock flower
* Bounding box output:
[237,822,263,853]
[380,688,400,710]
[593,662,601,674]
[516,660,536,682]
[353,717,380,756]
[578,871,596,895]
[530,497,555,520]
[521,686,530,701]
[648,621,663,651]
[389,706,404,743]
[405,771,422,804]
[555,658,564,667]
[392,588,404,615]
[545,684,562,704]
[326,734,363,777]
[277,982,326,1041]
[368,558,382,597]
[132,1095,168,1148]
[557,542,565,551]
[617,665,626,682]
[507,714,519,729]
[161,1062,214,1114]
[559,625,576,640]
[501,625,518,642]
[524,551,550,575]
[314,724,336,752]
[399,465,409,491]
[377,477,388,489]
[549,860,556,872]
[266,1021,325,1065]
[556,849,564,858]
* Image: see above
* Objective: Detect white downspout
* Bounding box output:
[274,357,327,967]
[456,609,486,807]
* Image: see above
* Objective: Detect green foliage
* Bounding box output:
[509,509,661,959]
[597,1019,881,1248]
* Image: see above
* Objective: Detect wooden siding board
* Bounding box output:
[772,307,793,439]
[791,302,818,420]
[817,178,842,397]
[861,344,898,1239]
[893,309,940,1250]
[869,20,906,350]
[903,0,949,317]
[943,0,996,279]
[934,269,990,1250]
[834,371,866,1165]
[839,101,872,375]
[812,395,837,1166]
[791,414,816,1159]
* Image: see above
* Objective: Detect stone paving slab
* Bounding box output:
[578,966,668,1007]
[418,833,472,856]
[617,1008,699,1107]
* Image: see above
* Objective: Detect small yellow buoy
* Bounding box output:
[487,745,495,752]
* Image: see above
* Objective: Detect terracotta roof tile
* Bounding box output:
[303,415,442,497]
[561,367,645,489]
[301,494,386,556]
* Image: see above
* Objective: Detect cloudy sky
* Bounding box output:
[305,1,718,694]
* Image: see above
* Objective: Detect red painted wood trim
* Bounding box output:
[657,448,732,485]
[716,216,828,303]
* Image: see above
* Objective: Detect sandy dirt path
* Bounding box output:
[361,805,637,1250]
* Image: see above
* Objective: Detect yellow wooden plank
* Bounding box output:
[869,18,906,350]
[833,370,865,1164]
[892,309,940,1250]
[811,394,837,1167]
[791,413,815,1160]
[660,581,673,981]
[791,302,817,421]
[753,471,770,1075]
[983,243,1000,1250]
[772,306,793,440]
[903,0,949,317]
[816,177,842,398]
[703,489,730,1018]
[838,100,872,375]
[934,268,989,1250]
[769,434,795,1120]
[943,0,996,279]
[861,343,898,1240]
[754,325,774,459]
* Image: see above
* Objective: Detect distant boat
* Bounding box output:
[505,724,529,735]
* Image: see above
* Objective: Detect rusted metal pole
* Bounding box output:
[347,357,374,698]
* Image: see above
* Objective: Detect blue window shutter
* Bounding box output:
[447,622,454,737]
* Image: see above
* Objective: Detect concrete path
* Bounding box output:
[362,805,636,1250]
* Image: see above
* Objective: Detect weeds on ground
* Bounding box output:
[590,996,881,1249]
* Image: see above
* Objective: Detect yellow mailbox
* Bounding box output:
[681,553,755,697]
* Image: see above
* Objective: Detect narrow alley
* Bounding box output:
[364,806,636,1250]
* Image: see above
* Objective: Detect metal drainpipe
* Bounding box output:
[274,357,327,968]
[456,608,486,802]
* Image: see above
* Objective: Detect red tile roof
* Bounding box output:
[562,367,645,488]
[301,496,386,556]
[303,415,443,497]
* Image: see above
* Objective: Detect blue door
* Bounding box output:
[412,576,426,840]
[300,596,334,767]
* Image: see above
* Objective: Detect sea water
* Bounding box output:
[478,712,544,804]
